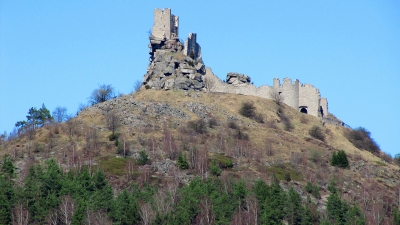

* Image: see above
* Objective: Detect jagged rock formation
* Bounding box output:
[142,8,205,91]
[226,72,251,85]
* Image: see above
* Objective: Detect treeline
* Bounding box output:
[0,157,367,225]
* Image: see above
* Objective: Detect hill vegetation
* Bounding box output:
[0,88,399,224]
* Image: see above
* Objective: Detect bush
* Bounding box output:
[239,102,264,124]
[228,121,239,130]
[345,127,380,153]
[137,150,149,165]
[305,182,321,199]
[305,181,313,193]
[89,84,115,105]
[235,129,249,141]
[278,107,294,131]
[309,125,325,142]
[210,160,222,176]
[177,152,188,170]
[331,150,349,168]
[211,154,233,168]
[239,102,256,118]
[208,117,218,128]
[109,133,119,141]
[188,119,207,134]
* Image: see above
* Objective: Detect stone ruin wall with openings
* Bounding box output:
[152,8,178,40]
[203,68,328,118]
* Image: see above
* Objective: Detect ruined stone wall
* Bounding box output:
[152,8,178,40]
[320,98,328,117]
[204,67,328,117]
[183,33,202,62]
[299,84,321,117]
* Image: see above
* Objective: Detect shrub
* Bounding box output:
[211,154,233,168]
[228,121,239,130]
[306,182,321,199]
[109,133,119,141]
[137,150,149,165]
[265,120,278,129]
[278,109,294,131]
[177,152,189,170]
[239,102,256,119]
[235,129,249,141]
[284,172,291,182]
[309,149,322,163]
[331,150,349,168]
[305,181,313,193]
[208,117,218,128]
[239,102,264,124]
[309,125,325,142]
[345,127,380,153]
[254,113,264,124]
[145,85,151,89]
[89,84,115,105]
[210,160,222,176]
[188,119,207,134]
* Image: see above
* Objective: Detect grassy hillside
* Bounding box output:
[1,89,399,224]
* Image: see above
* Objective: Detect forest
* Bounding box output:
[0,155,368,225]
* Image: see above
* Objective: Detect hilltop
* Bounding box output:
[0,7,399,225]
[1,89,399,224]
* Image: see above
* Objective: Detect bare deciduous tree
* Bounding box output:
[12,203,29,225]
[163,127,177,160]
[133,80,142,93]
[64,118,80,141]
[52,106,69,123]
[105,111,120,135]
[89,84,115,105]
[59,195,76,225]
[139,203,155,225]
[270,90,283,105]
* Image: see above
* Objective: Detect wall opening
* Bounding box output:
[299,106,308,114]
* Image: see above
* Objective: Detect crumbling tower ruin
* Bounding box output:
[152,8,179,40]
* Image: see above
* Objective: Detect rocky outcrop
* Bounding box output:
[143,33,206,91]
[226,72,251,85]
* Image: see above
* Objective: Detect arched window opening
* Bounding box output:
[299,106,308,114]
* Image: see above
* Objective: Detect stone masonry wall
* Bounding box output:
[152,8,178,40]
[204,67,327,117]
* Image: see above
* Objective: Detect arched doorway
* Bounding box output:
[299,106,308,114]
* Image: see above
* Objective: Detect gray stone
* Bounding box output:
[192,80,204,90]
[164,79,175,90]
[174,77,191,90]
[226,72,251,85]
[181,68,195,74]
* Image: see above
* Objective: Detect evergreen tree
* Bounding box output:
[394,207,400,225]
[286,186,304,225]
[261,177,286,225]
[331,150,349,168]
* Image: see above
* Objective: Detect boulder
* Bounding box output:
[174,77,191,90]
[226,72,251,85]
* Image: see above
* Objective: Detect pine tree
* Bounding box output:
[286,186,304,225]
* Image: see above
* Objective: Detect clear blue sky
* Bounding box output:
[1,1,399,156]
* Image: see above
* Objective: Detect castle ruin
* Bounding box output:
[143,8,340,121]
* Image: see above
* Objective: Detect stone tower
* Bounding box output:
[152,8,179,40]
